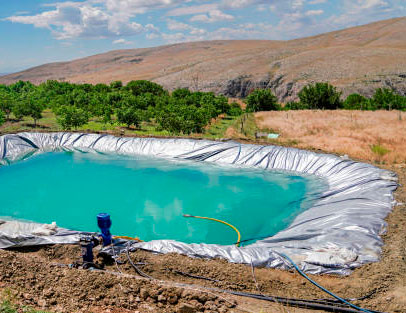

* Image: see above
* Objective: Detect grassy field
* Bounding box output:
[0,109,240,139]
[2,109,405,165]
[254,110,406,164]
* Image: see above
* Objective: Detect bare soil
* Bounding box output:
[0,162,405,313]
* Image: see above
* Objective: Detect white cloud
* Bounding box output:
[305,9,324,16]
[4,0,406,44]
[112,38,134,45]
[190,10,234,23]
[6,2,145,39]
[102,0,186,15]
[221,0,267,9]
[167,19,206,34]
[166,4,218,16]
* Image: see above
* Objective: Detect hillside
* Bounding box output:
[1,17,406,101]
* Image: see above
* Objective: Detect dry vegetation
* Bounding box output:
[255,110,406,164]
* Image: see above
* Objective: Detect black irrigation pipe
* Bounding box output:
[125,242,154,280]
[51,262,382,313]
[171,270,220,283]
[225,290,382,313]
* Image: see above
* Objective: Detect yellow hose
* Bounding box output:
[183,214,241,247]
[113,235,142,242]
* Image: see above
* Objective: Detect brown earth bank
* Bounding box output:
[0,162,405,313]
[1,17,406,102]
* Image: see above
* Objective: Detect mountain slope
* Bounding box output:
[1,17,406,101]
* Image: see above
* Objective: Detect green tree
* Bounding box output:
[227,102,243,116]
[172,88,192,99]
[343,93,368,110]
[12,95,45,127]
[116,106,142,128]
[0,110,5,126]
[0,90,14,119]
[125,80,166,97]
[56,106,89,130]
[245,89,280,112]
[110,80,123,90]
[156,101,207,134]
[371,88,406,110]
[298,82,342,110]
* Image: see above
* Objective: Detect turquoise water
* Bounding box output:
[0,151,325,246]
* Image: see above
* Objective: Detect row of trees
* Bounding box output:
[0,80,243,134]
[245,82,406,112]
[1,80,404,134]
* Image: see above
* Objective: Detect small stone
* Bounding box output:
[168,295,178,305]
[37,299,47,307]
[23,293,32,300]
[158,295,166,302]
[177,303,197,313]
[140,288,149,300]
[189,300,203,310]
[42,288,54,298]
[225,300,236,308]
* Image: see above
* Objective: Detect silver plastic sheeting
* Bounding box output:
[0,132,398,275]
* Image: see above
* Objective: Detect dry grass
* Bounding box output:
[255,110,406,164]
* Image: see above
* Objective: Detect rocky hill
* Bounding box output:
[1,17,405,101]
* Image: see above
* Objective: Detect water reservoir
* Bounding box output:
[0,151,326,246]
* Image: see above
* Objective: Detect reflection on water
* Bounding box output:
[0,151,326,245]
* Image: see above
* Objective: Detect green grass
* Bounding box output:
[1,290,49,313]
[0,300,49,313]
[0,109,241,139]
[371,144,390,157]
[204,115,239,138]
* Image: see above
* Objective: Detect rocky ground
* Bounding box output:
[0,163,405,313]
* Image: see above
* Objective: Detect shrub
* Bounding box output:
[343,93,368,110]
[228,102,243,116]
[371,88,406,110]
[371,144,390,157]
[298,82,342,110]
[245,89,280,112]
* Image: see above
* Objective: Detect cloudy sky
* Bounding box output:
[0,0,405,73]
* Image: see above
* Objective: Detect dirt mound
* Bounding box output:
[1,18,405,101]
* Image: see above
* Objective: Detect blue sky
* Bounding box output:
[0,0,405,73]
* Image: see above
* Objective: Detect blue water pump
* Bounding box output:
[97,213,112,246]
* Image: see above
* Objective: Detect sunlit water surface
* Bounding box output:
[0,151,326,245]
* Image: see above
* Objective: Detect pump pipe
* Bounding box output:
[183,214,241,247]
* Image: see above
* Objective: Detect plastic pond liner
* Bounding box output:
[0,133,398,275]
